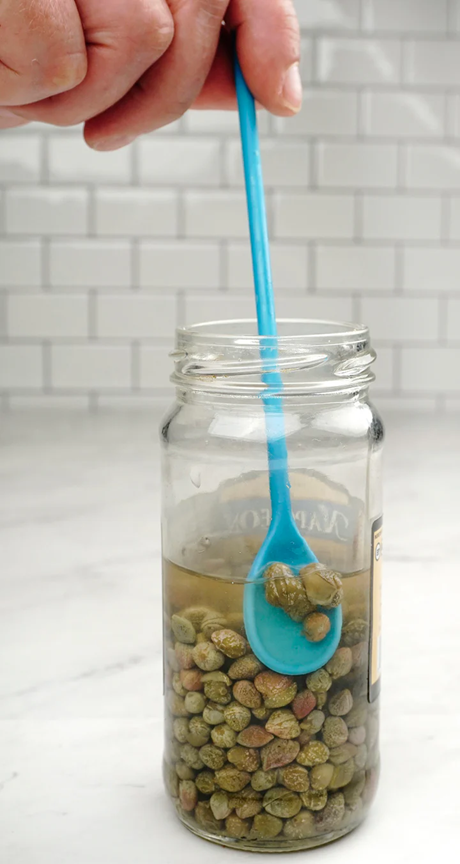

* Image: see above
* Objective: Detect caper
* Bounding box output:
[328,688,353,717]
[227,745,260,773]
[223,702,252,732]
[306,669,332,694]
[300,710,325,736]
[171,614,196,645]
[300,563,343,608]
[179,743,204,770]
[314,791,345,831]
[211,724,237,750]
[184,691,206,714]
[277,764,310,792]
[215,767,251,793]
[192,641,225,672]
[211,628,247,659]
[303,612,331,643]
[186,715,211,747]
[225,814,250,839]
[179,779,198,812]
[282,810,315,839]
[263,787,302,819]
[322,716,348,748]
[296,741,330,767]
[195,770,216,795]
[199,744,226,771]
[310,762,334,791]
[173,717,189,744]
[251,813,283,839]
[210,791,231,820]
[326,647,353,680]
[251,769,278,792]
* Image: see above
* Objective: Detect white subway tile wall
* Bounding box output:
[0,0,459,412]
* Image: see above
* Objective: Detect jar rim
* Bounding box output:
[172,319,375,398]
[177,318,369,347]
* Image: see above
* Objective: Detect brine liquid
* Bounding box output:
[163,557,371,630]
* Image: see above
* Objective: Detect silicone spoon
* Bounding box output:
[235,57,342,675]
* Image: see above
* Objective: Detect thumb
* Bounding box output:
[227,0,302,116]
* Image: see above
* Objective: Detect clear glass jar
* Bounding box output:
[161,320,383,852]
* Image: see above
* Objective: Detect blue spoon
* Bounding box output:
[235,57,342,675]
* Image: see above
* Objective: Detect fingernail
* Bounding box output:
[282,63,303,113]
[90,134,136,151]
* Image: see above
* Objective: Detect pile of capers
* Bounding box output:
[164,577,379,849]
[264,562,343,642]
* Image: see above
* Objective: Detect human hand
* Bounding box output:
[0,0,301,149]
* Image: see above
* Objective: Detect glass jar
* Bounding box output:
[161,319,383,852]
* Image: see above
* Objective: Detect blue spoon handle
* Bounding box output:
[234,57,293,532]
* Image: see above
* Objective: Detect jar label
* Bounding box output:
[369,516,383,703]
[221,498,359,544]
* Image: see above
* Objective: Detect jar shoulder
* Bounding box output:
[161,399,384,450]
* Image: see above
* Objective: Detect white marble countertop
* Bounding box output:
[1,411,459,864]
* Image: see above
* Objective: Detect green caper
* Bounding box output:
[195,770,216,795]
[179,743,204,770]
[199,743,226,771]
[277,764,310,792]
[184,691,206,714]
[300,710,325,736]
[322,716,348,748]
[300,788,327,811]
[251,813,284,839]
[282,810,316,839]
[341,619,369,647]
[300,563,343,608]
[314,791,345,831]
[227,745,260,773]
[171,614,196,645]
[202,702,225,725]
[175,761,195,781]
[211,724,237,749]
[303,612,331,642]
[215,767,251,793]
[223,702,252,732]
[229,788,263,819]
[263,787,302,819]
[210,791,231,820]
[228,654,264,681]
[306,669,332,693]
[326,647,353,680]
[173,717,189,744]
[310,762,334,791]
[211,629,247,659]
[186,715,211,747]
[264,563,314,622]
[251,769,278,792]
[329,759,355,790]
[328,689,353,717]
[192,641,225,672]
[297,741,330,767]
[203,680,231,705]
[266,709,300,740]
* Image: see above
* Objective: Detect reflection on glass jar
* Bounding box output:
[161,320,383,852]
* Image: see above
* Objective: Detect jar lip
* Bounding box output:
[177,318,369,347]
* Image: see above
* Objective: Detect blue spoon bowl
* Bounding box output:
[235,56,342,675]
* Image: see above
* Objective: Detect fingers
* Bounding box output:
[9,0,175,127]
[0,0,87,106]
[84,0,228,150]
[226,0,302,116]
